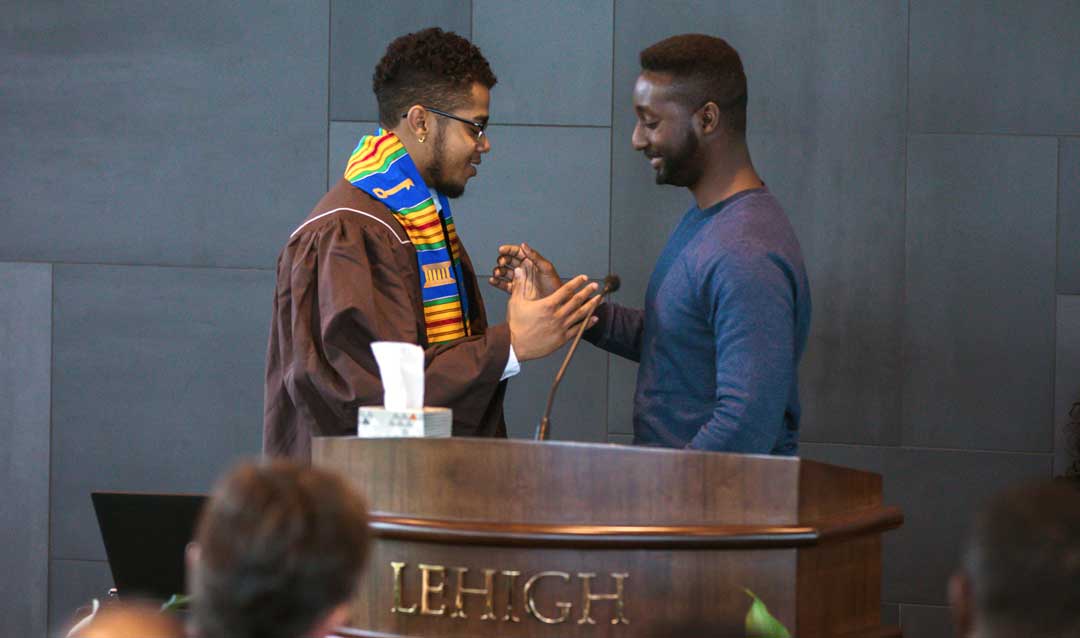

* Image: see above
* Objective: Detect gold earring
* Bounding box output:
[418,134,426,143]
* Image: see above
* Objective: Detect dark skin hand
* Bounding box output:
[489,242,564,298]
[506,262,600,360]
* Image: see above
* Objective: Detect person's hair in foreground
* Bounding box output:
[639,33,747,135]
[950,478,1080,638]
[373,27,497,128]
[189,460,370,638]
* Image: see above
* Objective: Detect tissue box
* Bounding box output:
[356,406,452,438]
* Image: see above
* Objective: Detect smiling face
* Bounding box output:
[631,71,704,188]
[426,82,491,198]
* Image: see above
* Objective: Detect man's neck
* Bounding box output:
[392,125,435,187]
[690,144,762,210]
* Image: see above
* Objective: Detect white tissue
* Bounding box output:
[370,341,424,410]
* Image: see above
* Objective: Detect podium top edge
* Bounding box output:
[312,435,869,474]
[312,436,889,525]
[313,434,795,461]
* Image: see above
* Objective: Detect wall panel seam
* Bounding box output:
[804,441,1053,456]
[326,0,332,199]
[331,120,613,130]
[25,261,275,273]
[904,0,911,140]
[912,131,1064,139]
[900,0,911,447]
[46,262,54,634]
[901,133,911,447]
[1052,139,1061,467]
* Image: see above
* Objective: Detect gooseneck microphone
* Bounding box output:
[535,274,621,441]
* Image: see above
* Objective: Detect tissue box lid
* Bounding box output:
[357,406,452,438]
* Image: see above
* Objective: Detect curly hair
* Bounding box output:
[640,34,747,134]
[373,27,497,128]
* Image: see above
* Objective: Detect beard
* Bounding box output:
[651,124,703,187]
[427,131,467,199]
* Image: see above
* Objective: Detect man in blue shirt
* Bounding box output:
[490,34,811,455]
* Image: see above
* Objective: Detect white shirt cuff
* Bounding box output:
[500,344,521,381]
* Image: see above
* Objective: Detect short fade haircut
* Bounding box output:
[373,27,497,128]
[640,34,747,134]
[962,479,1080,637]
[190,461,370,638]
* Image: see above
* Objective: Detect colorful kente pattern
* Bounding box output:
[345,130,470,343]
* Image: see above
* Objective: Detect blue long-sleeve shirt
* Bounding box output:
[586,187,811,455]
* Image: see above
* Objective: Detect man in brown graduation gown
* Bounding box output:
[264,28,599,459]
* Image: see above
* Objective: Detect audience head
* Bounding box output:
[188,460,370,638]
[949,478,1080,638]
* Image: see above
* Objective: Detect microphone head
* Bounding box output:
[603,274,621,294]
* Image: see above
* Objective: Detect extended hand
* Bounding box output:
[507,269,600,361]
[489,242,562,298]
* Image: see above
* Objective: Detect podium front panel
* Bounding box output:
[314,437,901,638]
[344,541,797,638]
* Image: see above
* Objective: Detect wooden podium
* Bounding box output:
[313,437,902,638]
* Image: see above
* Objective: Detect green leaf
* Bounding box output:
[744,588,791,638]
[160,594,191,613]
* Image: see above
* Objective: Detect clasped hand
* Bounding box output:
[492,243,599,361]
[489,242,563,297]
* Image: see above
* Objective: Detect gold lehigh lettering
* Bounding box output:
[419,564,447,616]
[523,571,572,624]
[388,562,631,625]
[577,572,630,625]
[500,570,521,623]
[450,567,496,620]
[390,562,417,615]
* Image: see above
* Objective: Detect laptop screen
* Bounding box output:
[91,492,207,600]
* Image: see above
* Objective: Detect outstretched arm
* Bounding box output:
[490,242,644,362]
[284,227,601,436]
[281,223,514,436]
[581,302,645,363]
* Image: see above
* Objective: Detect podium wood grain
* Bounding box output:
[314,437,901,638]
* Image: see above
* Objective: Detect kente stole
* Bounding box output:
[344,130,470,344]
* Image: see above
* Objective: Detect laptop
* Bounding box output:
[91,492,207,600]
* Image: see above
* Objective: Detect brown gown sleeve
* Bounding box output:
[283,217,510,441]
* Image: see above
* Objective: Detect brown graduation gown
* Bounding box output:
[263,179,510,460]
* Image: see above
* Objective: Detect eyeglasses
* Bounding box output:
[401,106,488,141]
